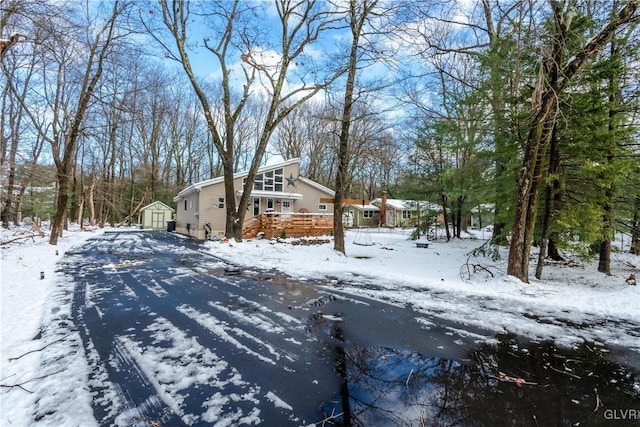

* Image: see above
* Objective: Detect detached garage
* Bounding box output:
[140,201,175,230]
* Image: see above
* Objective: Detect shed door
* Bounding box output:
[152,212,165,228]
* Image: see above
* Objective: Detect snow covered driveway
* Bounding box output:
[11,230,639,426]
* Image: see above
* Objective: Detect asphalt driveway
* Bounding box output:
[59,231,639,426]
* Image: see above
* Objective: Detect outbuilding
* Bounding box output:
[139,201,175,230]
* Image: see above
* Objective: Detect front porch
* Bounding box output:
[242,212,333,239]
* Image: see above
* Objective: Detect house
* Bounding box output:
[344,203,380,228]
[371,194,441,228]
[139,201,175,230]
[172,158,335,240]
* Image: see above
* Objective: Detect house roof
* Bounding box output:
[471,203,495,213]
[140,201,175,212]
[173,158,302,201]
[371,198,442,212]
[346,203,379,211]
[173,158,335,202]
[237,190,304,199]
[297,176,334,196]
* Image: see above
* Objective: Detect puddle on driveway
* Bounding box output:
[313,331,640,426]
[302,294,640,426]
[217,266,640,426]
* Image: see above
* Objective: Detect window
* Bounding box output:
[402,210,412,219]
[267,198,274,209]
[249,168,284,192]
[184,200,187,211]
[318,204,327,211]
[363,210,375,218]
[274,170,283,191]
[218,197,225,208]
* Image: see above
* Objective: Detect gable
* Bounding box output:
[141,201,175,212]
[174,158,303,201]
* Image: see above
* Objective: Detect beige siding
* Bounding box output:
[197,186,227,239]
[292,181,330,213]
[174,159,335,239]
[175,192,200,237]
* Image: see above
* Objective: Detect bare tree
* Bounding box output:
[1,0,47,227]
[150,0,345,240]
[332,0,381,254]
[271,100,339,187]
[42,1,130,244]
[1,38,38,227]
[0,0,24,59]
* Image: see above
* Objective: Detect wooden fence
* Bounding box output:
[242,213,333,239]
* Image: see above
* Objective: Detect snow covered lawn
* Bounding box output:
[1,225,102,425]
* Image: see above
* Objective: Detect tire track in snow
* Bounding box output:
[67,231,344,425]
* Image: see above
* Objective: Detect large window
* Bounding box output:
[248,168,284,192]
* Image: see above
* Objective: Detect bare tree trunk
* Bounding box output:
[88,179,96,225]
[509,109,555,282]
[598,36,625,275]
[536,124,560,279]
[77,186,85,228]
[50,1,123,244]
[598,205,613,275]
[1,53,35,227]
[333,1,377,254]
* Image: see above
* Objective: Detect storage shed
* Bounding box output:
[140,201,175,230]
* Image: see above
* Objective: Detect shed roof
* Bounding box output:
[140,201,175,212]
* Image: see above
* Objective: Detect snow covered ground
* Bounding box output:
[1,224,101,425]
[208,228,640,352]
[1,223,639,425]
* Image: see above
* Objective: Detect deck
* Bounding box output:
[242,213,333,239]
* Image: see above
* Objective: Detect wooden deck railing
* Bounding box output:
[242,213,333,239]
